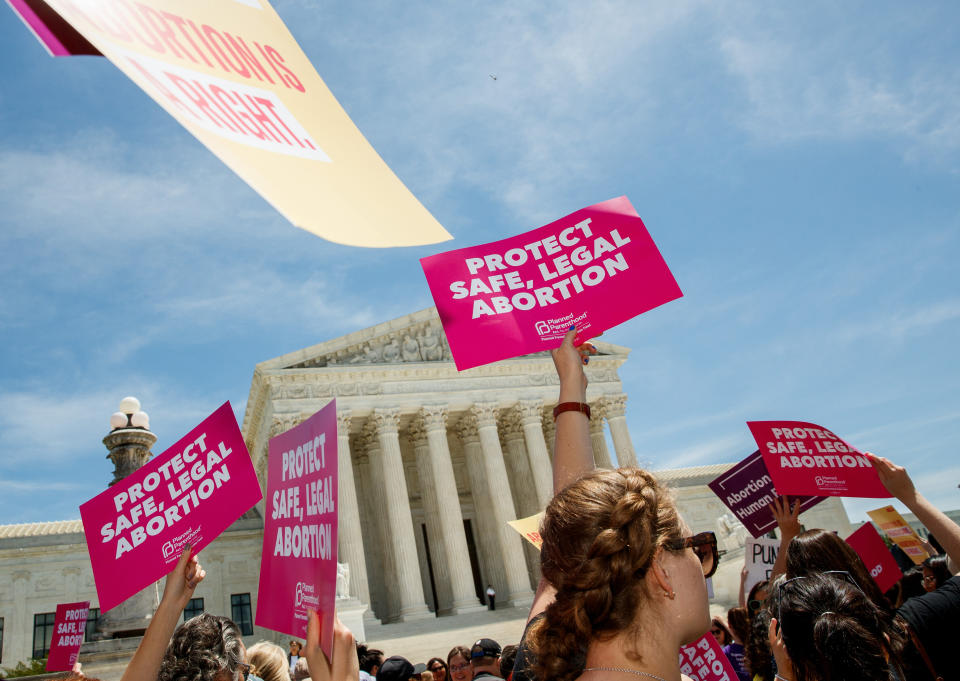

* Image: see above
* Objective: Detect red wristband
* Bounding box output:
[553,402,591,421]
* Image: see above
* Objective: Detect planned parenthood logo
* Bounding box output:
[294,581,319,612]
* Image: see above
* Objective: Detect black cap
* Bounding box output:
[471,638,502,660]
[379,656,426,681]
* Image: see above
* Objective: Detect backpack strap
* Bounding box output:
[904,620,944,681]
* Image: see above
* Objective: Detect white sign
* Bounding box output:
[744,535,780,595]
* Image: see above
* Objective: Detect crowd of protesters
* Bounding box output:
[49,328,959,681]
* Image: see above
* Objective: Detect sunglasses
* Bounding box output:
[776,571,864,634]
[664,531,719,578]
[430,667,445,673]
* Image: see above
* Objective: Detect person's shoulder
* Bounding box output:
[898,575,960,624]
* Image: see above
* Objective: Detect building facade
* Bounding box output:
[0,307,854,668]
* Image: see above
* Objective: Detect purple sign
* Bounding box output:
[708,450,825,538]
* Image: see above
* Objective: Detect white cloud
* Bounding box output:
[649,433,744,470]
[285,1,703,223]
[718,15,960,158]
[825,299,960,347]
[0,384,213,470]
[0,479,85,493]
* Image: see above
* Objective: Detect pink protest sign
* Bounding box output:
[708,450,825,538]
[747,421,889,498]
[256,400,338,657]
[679,633,739,681]
[80,402,262,612]
[45,601,89,671]
[5,0,98,56]
[845,522,903,592]
[420,197,682,370]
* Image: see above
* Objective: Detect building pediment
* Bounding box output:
[257,307,629,371]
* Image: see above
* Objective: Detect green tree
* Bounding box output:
[1,657,48,678]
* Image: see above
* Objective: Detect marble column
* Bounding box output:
[12,571,29,663]
[372,408,432,620]
[456,416,508,602]
[204,555,225,617]
[408,422,451,613]
[590,404,614,469]
[517,400,553,509]
[353,448,384,622]
[360,424,397,621]
[500,411,538,521]
[542,408,557,461]
[416,406,484,614]
[337,410,370,605]
[471,403,535,604]
[500,409,541,584]
[604,395,638,468]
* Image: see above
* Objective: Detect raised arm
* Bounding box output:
[304,610,358,681]
[551,326,596,493]
[868,453,960,572]
[120,547,205,681]
[527,326,596,622]
[769,495,802,581]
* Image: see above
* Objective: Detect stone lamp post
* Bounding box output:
[94,396,161,638]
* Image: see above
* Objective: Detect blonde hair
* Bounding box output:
[247,641,292,681]
[528,468,683,681]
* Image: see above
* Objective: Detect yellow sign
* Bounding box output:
[508,512,544,551]
[866,505,930,565]
[43,0,452,247]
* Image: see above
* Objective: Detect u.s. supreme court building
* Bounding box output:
[0,307,852,669]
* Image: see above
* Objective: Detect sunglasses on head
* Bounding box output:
[776,570,864,634]
[664,531,719,578]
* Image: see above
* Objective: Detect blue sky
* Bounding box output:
[1,1,958,527]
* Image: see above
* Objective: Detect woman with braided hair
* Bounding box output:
[515,327,718,681]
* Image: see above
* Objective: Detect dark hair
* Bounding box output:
[427,658,448,678]
[158,614,245,681]
[527,468,683,681]
[747,579,769,617]
[357,643,385,673]
[499,645,518,679]
[726,606,750,642]
[784,530,894,619]
[711,616,732,645]
[884,566,925,608]
[923,555,951,590]
[743,607,773,681]
[775,573,902,681]
[447,646,471,668]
